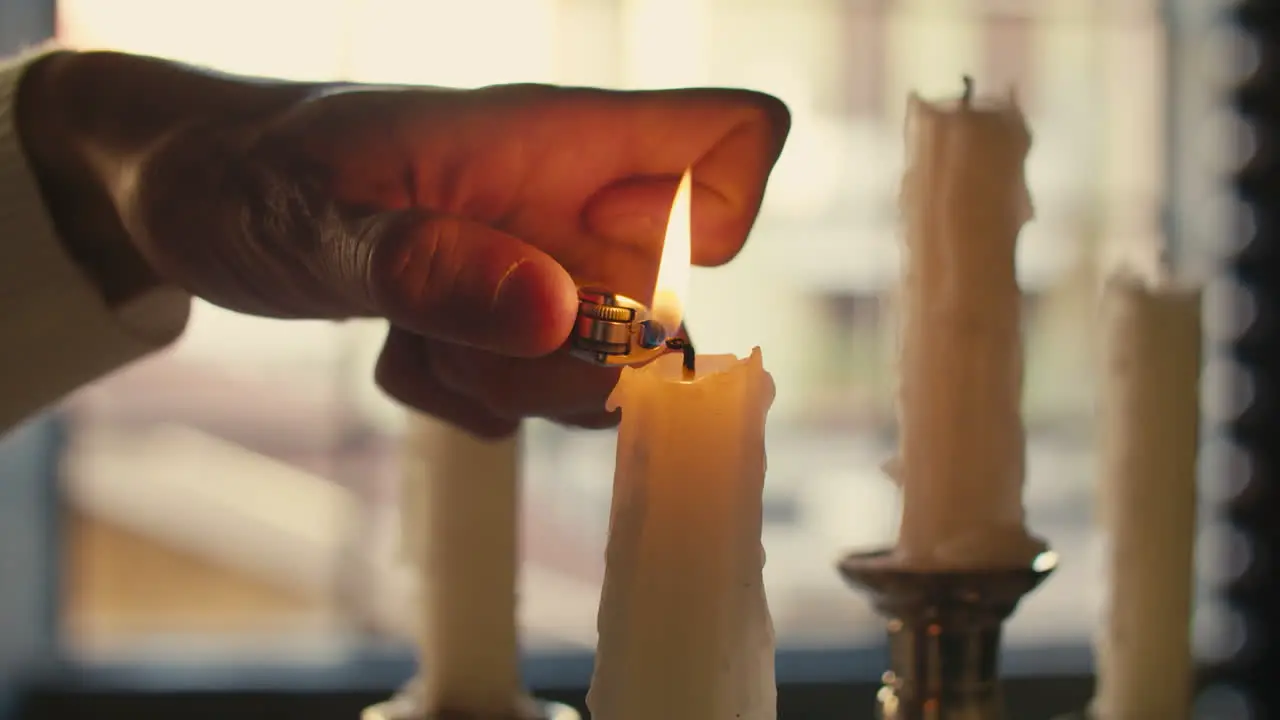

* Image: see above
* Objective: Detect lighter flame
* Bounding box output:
[651,168,692,333]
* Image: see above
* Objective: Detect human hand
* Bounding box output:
[16,51,790,436]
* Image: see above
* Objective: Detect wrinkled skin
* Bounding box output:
[18,51,790,437]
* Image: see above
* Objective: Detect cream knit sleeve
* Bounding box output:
[0,47,191,433]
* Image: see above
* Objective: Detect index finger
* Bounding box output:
[576,88,791,267]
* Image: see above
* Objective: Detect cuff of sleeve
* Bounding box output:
[0,44,191,429]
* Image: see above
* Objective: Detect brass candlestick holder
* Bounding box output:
[839,548,1058,720]
[362,680,580,720]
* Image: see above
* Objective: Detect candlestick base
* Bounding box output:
[361,681,580,720]
[838,548,1057,720]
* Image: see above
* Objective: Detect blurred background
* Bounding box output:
[0,0,1252,716]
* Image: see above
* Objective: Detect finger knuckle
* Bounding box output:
[373,352,399,394]
[367,212,460,317]
[479,384,522,419]
[411,216,464,307]
[374,354,416,407]
[429,349,515,415]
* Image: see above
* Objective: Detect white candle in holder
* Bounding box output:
[587,351,777,720]
[891,79,1045,569]
[1092,270,1202,720]
[401,415,525,718]
[587,169,776,719]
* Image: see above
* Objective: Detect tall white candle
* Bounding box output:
[1092,271,1202,720]
[401,414,525,717]
[587,349,777,720]
[892,81,1045,568]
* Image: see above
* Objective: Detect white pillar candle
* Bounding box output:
[891,80,1045,568]
[1092,271,1202,720]
[587,349,777,720]
[401,414,525,718]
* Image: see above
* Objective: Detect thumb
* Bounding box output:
[354,210,577,357]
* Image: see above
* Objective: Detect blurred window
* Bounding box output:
[40,0,1234,678]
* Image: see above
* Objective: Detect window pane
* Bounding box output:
[52,0,1231,668]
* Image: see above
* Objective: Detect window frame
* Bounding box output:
[828,0,890,120]
[976,3,1037,108]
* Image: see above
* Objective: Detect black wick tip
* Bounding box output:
[665,338,696,374]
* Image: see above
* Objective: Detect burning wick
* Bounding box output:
[665,338,696,379]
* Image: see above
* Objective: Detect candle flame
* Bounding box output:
[651,168,692,333]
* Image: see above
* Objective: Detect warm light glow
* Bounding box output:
[651,168,693,333]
